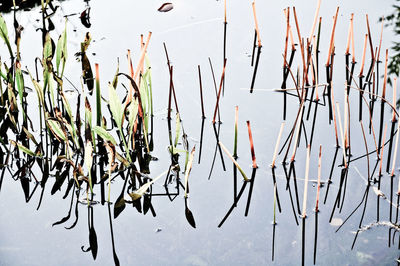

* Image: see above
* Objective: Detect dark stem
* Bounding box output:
[250,45,261,93]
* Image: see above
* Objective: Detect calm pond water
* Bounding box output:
[0,0,399,265]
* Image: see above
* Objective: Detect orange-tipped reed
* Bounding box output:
[293,7,306,71]
[326,7,339,66]
[345,15,352,55]
[359,34,368,77]
[382,49,389,99]
[393,78,398,122]
[377,16,384,61]
[289,25,295,51]
[351,15,355,63]
[247,121,257,168]
[283,8,290,66]
[366,15,374,59]
[252,1,261,47]
[224,0,227,23]
[308,0,321,41]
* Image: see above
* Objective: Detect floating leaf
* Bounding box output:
[158,3,174,12]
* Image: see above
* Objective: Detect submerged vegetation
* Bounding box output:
[0,0,399,265]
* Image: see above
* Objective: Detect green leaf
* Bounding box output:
[59,91,79,148]
[22,126,38,146]
[43,32,53,61]
[0,14,12,57]
[144,55,153,116]
[184,146,196,198]
[0,15,9,44]
[46,117,67,142]
[10,140,41,157]
[174,112,181,147]
[115,152,130,167]
[93,126,117,145]
[56,20,68,76]
[108,83,123,130]
[30,74,45,106]
[15,63,25,118]
[127,98,139,148]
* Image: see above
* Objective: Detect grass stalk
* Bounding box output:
[212,59,227,124]
[219,141,249,181]
[271,122,285,168]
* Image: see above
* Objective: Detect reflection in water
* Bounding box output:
[0,0,400,265]
[0,0,42,13]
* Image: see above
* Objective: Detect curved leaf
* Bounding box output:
[46,118,67,142]
[93,126,117,145]
[10,140,40,157]
[56,20,68,76]
[0,14,12,56]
